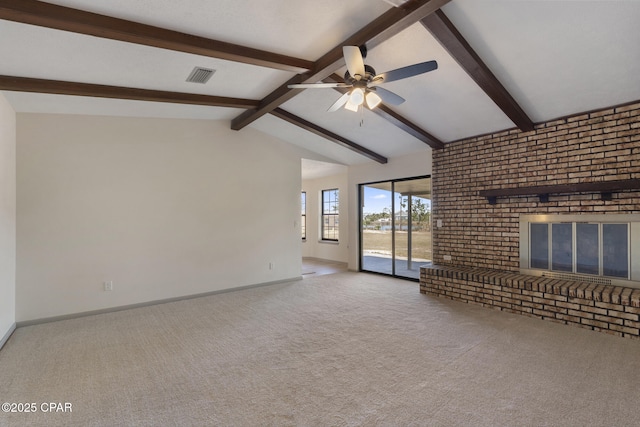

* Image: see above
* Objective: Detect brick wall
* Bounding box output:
[431,101,640,270]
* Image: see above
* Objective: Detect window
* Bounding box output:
[520,214,640,288]
[321,189,339,241]
[301,192,306,240]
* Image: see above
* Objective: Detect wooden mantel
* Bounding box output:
[479,179,640,204]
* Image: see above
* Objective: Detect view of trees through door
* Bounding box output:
[360,177,431,280]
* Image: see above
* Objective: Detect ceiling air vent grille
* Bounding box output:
[186,67,215,84]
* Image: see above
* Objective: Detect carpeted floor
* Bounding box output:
[301,257,348,277]
[1,271,639,426]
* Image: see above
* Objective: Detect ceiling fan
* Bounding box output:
[288,45,437,112]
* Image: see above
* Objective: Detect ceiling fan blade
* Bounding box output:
[371,87,405,105]
[288,82,351,89]
[343,46,365,79]
[373,60,438,84]
[327,92,351,112]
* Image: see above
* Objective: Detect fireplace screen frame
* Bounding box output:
[519,214,640,289]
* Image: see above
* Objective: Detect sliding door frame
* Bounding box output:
[358,174,431,281]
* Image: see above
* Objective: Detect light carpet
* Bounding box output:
[1,271,639,426]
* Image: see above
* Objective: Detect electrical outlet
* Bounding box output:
[269,262,274,270]
[103,281,113,291]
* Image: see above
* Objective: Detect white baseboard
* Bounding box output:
[16,276,302,328]
[0,322,16,351]
[303,257,348,267]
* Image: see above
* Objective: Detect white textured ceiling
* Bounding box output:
[2,0,639,176]
[443,0,640,123]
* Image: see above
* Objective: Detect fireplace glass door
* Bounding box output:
[603,224,629,278]
[576,223,599,275]
[520,215,640,285]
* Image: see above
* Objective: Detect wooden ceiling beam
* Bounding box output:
[324,73,444,149]
[0,75,260,109]
[1,0,452,152]
[420,10,534,132]
[231,0,451,131]
[0,0,313,73]
[373,104,444,150]
[308,0,452,83]
[3,72,388,163]
[270,108,388,164]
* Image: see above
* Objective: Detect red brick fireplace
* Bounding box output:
[421,101,640,338]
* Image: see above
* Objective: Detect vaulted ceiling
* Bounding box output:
[1,0,639,173]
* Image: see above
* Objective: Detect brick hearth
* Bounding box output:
[421,265,640,339]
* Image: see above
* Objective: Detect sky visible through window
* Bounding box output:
[363,187,431,215]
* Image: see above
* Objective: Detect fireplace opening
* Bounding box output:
[520,214,640,289]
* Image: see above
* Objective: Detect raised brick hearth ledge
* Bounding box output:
[420,265,640,339]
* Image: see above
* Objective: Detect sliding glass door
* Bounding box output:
[360,176,432,280]
[361,182,393,275]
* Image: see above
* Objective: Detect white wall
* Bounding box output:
[347,150,432,270]
[301,171,349,263]
[0,93,16,342]
[16,114,303,322]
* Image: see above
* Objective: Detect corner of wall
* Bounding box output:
[0,93,17,343]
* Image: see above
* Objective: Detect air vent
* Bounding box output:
[186,67,215,84]
[541,271,612,286]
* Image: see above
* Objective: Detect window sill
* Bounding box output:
[319,240,339,245]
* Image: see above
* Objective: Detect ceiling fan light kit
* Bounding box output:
[289,45,437,113]
[349,88,365,107]
[345,100,359,112]
[365,91,382,109]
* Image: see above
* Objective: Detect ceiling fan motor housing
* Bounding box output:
[344,64,377,85]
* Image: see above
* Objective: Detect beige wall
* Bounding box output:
[0,93,16,341]
[16,114,303,322]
